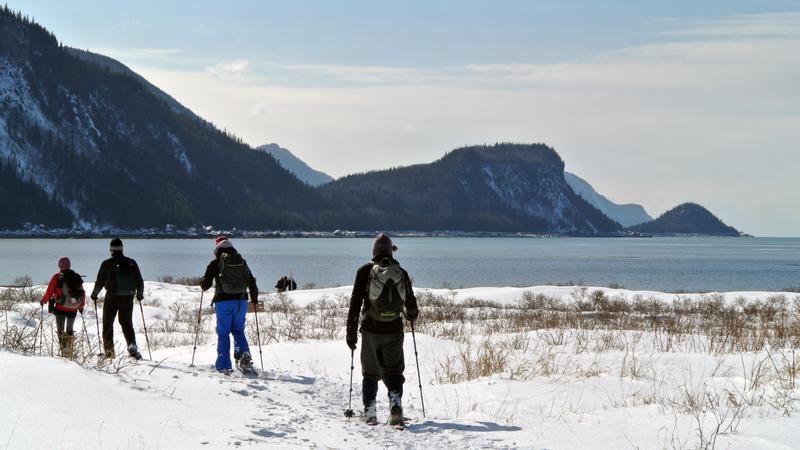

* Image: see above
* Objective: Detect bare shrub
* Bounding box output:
[157,275,203,286]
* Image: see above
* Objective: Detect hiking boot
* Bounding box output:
[103,348,115,359]
[127,344,142,360]
[364,402,378,426]
[58,333,68,357]
[63,335,75,359]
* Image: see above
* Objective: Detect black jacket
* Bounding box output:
[90,252,144,300]
[201,248,258,303]
[347,257,418,335]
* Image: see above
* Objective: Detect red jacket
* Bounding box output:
[41,272,86,312]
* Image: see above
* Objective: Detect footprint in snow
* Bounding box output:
[251,428,288,438]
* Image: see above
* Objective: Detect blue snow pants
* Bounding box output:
[214,300,250,371]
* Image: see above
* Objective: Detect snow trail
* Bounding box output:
[1,348,525,449]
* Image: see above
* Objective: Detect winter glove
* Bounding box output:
[136,294,144,302]
[40,299,47,306]
[346,331,357,351]
[78,307,84,314]
[251,296,259,304]
[90,295,98,301]
[406,309,419,322]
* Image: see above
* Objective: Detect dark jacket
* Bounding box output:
[347,257,418,336]
[91,252,144,300]
[201,247,258,303]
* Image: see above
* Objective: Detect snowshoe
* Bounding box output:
[389,405,405,429]
[388,391,404,429]
[219,368,234,376]
[364,403,378,426]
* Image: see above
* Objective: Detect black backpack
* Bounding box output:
[217,253,249,294]
[111,259,138,296]
[58,270,85,311]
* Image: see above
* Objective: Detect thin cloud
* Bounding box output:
[654,12,800,38]
[92,47,183,61]
[206,59,250,78]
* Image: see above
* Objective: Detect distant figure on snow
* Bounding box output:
[201,236,259,374]
[41,257,86,358]
[90,238,145,360]
[275,275,297,293]
[346,233,419,427]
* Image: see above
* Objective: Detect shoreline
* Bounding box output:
[0,231,752,239]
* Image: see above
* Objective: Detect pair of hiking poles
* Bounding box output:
[344,318,426,420]
[190,291,265,371]
[29,303,112,359]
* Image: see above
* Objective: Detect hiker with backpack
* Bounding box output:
[346,234,419,427]
[90,238,145,360]
[200,236,259,374]
[40,257,85,358]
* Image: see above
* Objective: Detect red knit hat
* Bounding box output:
[58,257,71,270]
[215,235,229,246]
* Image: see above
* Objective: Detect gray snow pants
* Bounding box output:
[361,331,405,406]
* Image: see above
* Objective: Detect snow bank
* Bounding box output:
[6,281,792,310]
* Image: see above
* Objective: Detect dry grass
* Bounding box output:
[157,275,204,286]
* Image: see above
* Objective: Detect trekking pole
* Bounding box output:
[40,305,46,356]
[29,305,42,354]
[190,291,204,367]
[93,297,102,352]
[80,309,92,353]
[410,320,426,418]
[253,300,264,371]
[138,300,152,360]
[344,348,355,419]
[49,319,55,356]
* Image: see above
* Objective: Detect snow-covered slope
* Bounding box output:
[564,172,652,227]
[0,9,319,230]
[257,143,334,187]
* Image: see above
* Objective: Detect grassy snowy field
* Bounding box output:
[2,282,800,449]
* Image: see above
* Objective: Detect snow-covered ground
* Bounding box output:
[2,282,799,449]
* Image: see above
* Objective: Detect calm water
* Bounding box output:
[0,237,798,292]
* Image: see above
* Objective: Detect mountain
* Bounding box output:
[321,143,622,234]
[564,173,652,227]
[629,203,741,236]
[0,7,324,230]
[0,8,729,236]
[256,144,333,187]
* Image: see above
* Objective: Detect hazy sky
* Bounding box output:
[12,0,800,236]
